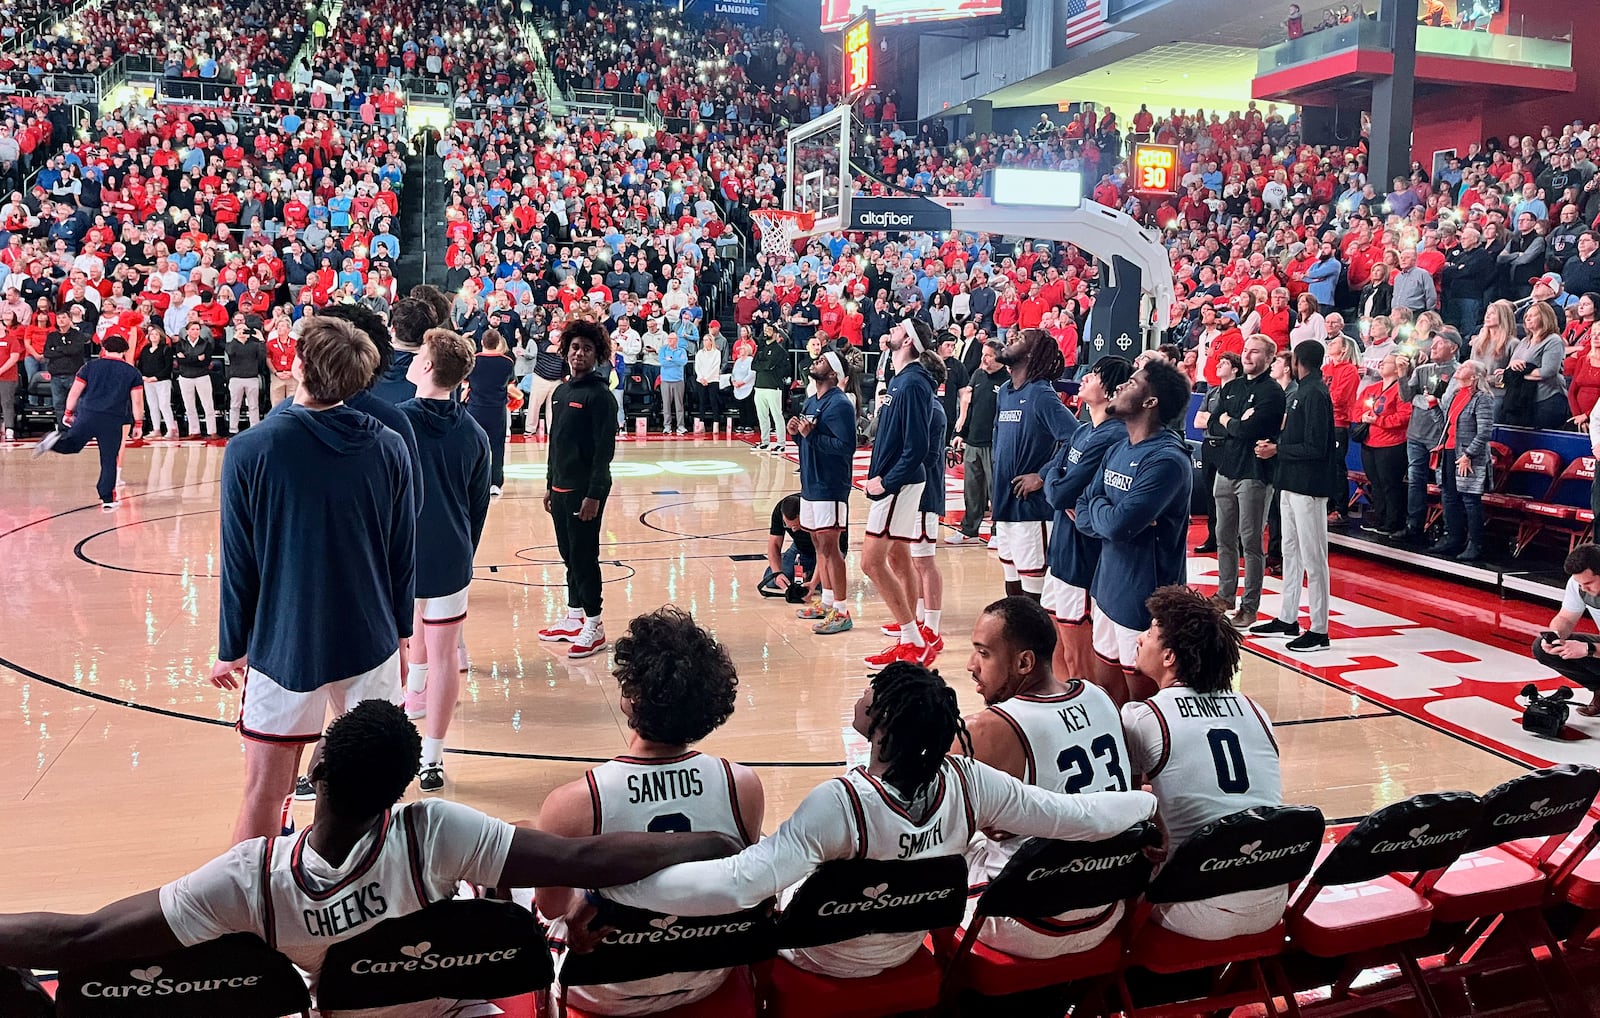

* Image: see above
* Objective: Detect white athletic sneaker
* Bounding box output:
[31,430,60,458]
[752,443,770,453]
[568,619,607,659]
[490,484,503,497]
[3,428,13,441]
[538,614,586,642]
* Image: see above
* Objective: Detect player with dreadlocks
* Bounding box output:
[991,328,1079,601]
[608,663,1156,979]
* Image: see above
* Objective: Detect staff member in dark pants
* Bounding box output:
[1534,544,1600,717]
[33,336,144,509]
[465,328,514,496]
[538,318,618,661]
[949,340,1005,545]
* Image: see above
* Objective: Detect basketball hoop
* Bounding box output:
[750,209,815,261]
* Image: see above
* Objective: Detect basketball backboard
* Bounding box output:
[783,103,853,239]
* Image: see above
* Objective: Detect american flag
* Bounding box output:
[1064,0,1108,48]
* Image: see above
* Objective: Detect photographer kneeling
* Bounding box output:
[1533,543,1600,717]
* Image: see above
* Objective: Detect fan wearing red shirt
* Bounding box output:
[840,302,865,347]
[1017,285,1050,330]
[817,297,844,341]
[1256,288,1292,350]
[994,290,1020,336]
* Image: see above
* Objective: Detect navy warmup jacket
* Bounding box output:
[867,361,933,496]
[1044,416,1128,589]
[992,379,1079,522]
[400,397,492,598]
[219,404,416,691]
[799,386,857,502]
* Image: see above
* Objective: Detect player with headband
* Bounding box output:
[861,318,937,668]
[791,349,857,635]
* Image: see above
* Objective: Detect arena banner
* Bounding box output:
[710,0,766,24]
[847,196,953,234]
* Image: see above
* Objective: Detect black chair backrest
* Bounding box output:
[775,855,968,950]
[1313,792,1483,887]
[973,822,1160,921]
[1146,805,1326,906]
[316,898,553,1011]
[1470,764,1600,851]
[56,933,309,1018]
[560,900,778,987]
[2,967,60,1018]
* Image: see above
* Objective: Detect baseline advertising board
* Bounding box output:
[821,0,1001,33]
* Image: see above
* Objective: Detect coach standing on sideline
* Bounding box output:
[1251,341,1335,652]
[1208,336,1285,628]
[209,316,416,844]
[538,318,618,661]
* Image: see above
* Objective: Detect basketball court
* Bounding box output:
[0,435,1554,914]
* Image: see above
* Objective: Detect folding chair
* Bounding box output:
[1482,448,1562,521]
[1394,766,1598,1015]
[761,855,967,1018]
[1286,791,1483,1016]
[1114,804,1326,1018]
[557,897,776,1018]
[937,822,1158,1010]
[55,932,311,1018]
[317,897,554,1013]
[1520,457,1597,555]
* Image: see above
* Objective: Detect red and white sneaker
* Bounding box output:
[864,641,930,671]
[539,615,586,642]
[880,621,903,637]
[920,627,945,662]
[569,620,607,660]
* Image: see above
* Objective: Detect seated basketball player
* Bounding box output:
[0,701,741,1017]
[1120,585,1286,940]
[959,596,1131,958]
[399,328,493,794]
[606,663,1157,980]
[536,607,765,1014]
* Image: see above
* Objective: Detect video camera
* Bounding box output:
[1520,682,1574,739]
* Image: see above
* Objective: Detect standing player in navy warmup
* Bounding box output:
[1041,356,1133,701]
[400,328,492,794]
[992,328,1079,600]
[1075,359,1193,703]
[32,336,144,510]
[209,316,416,843]
[898,391,950,660]
[861,318,936,666]
[791,349,857,636]
[539,318,619,660]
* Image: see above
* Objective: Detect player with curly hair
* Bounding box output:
[1120,585,1284,941]
[534,606,765,1015]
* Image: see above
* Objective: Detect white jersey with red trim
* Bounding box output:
[781,761,980,978]
[158,799,515,1018]
[1121,684,1285,940]
[965,683,1130,957]
[559,751,754,1016]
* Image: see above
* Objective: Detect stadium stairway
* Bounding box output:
[393,149,435,292]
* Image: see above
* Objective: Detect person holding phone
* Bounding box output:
[1533,544,1600,717]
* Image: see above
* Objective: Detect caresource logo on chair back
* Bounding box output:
[777,855,969,949]
[1197,838,1319,872]
[57,933,311,1018]
[1146,805,1326,906]
[561,901,778,986]
[1369,824,1472,855]
[314,899,553,1010]
[1477,765,1600,846]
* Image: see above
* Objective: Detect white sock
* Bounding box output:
[834,598,849,613]
[406,663,429,694]
[566,607,584,620]
[899,620,926,647]
[915,599,926,624]
[924,609,942,636]
[421,737,444,768]
[821,587,833,606]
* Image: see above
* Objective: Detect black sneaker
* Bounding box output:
[1193,541,1218,554]
[1286,631,1331,653]
[1249,618,1299,638]
[419,764,445,793]
[293,775,316,801]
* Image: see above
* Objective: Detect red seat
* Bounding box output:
[1482,449,1562,515]
[1520,458,1597,555]
[1126,918,1288,973]
[936,927,1121,997]
[1289,846,1434,959]
[762,947,941,1018]
[1409,848,1547,922]
[563,968,757,1018]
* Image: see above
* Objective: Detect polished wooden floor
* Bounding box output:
[0,435,1524,914]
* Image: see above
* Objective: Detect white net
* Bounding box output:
[750,210,814,262]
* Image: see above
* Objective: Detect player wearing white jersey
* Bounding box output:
[606,663,1157,979]
[960,596,1132,958]
[0,702,740,1017]
[536,608,764,1015]
[1120,586,1285,941]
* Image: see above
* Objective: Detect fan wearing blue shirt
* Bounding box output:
[1041,356,1132,699]
[992,327,1079,600]
[1074,359,1194,703]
